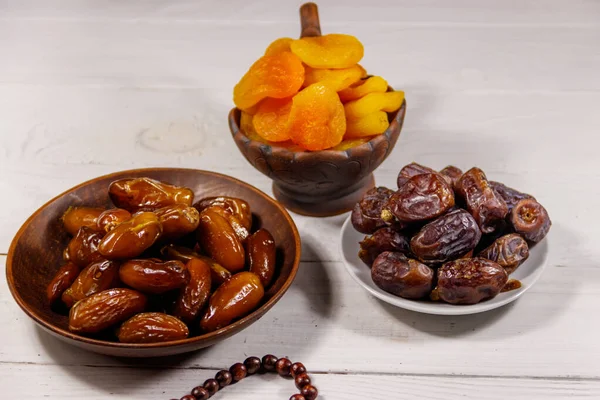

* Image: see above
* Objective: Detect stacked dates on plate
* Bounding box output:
[47,177,277,342]
[352,163,551,305]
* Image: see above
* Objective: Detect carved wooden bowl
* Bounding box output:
[229,100,407,217]
[6,168,301,357]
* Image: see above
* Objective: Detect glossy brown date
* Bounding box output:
[160,244,232,288]
[98,212,162,260]
[246,229,277,288]
[410,209,482,264]
[490,181,535,213]
[62,206,104,236]
[510,199,551,243]
[96,208,132,233]
[439,165,463,189]
[455,168,508,234]
[351,187,396,234]
[62,259,121,308]
[193,196,252,231]
[173,258,212,324]
[69,288,147,334]
[436,258,508,305]
[119,259,188,294]
[46,262,80,305]
[384,173,455,223]
[202,204,249,242]
[154,204,200,241]
[108,177,194,212]
[200,272,264,333]
[396,162,437,188]
[371,252,434,300]
[478,233,529,275]
[196,209,246,273]
[358,227,411,266]
[64,226,104,268]
[117,312,189,343]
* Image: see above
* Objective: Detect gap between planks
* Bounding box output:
[0,360,598,382]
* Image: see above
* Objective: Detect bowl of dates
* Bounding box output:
[340,163,550,315]
[6,168,301,357]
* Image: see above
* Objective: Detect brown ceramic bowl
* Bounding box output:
[6,168,301,357]
[229,100,406,217]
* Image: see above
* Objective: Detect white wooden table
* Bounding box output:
[1,1,599,398]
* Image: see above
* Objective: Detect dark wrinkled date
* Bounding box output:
[359,227,411,266]
[371,252,434,300]
[385,173,455,223]
[410,209,481,264]
[351,187,396,234]
[478,233,529,275]
[510,199,551,243]
[436,258,508,305]
[455,168,508,234]
[396,162,438,188]
[490,181,534,213]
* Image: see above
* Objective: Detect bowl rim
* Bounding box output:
[6,167,302,349]
[230,99,407,157]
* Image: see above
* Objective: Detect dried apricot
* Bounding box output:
[290,34,364,69]
[233,52,305,110]
[264,37,293,56]
[338,76,388,102]
[303,64,366,92]
[332,137,372,151]
[287,83,346,151]
[344,91,404,120]
[252,97,293,142]
[345,111,389,138]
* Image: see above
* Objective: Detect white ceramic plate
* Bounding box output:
[340,215,549,315]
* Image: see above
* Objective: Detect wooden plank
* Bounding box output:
[1,361,599,399]
[1,20,599,92]
[2,255,599,378]
[2,0,599,25]
[1,88,599,253]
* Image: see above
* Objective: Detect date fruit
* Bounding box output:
[62,206,104,236]
[117,312,189,343]
[455,168,508,234]
[358,227,411,266]
[490,181,535,213]
[200,272,264,332]
[371,252,434,299]
[396,162,437,188]
[98,212,162,259]
[119,259,189,294]
[160,244,232,288]
[351,187,396,234]
[46,262,80,305]
[384,173,455,223]
[439,165,463,189]
[510,198,551,243]
[246,229,277,288]
[194,196,252,231]
[96,208,132,233]
[478,233,529,275]
[108,177,194,212]
[65,226,104,268]
[62,259,121,308]
[202,204,250,242]
[154,204,200,241]
[410,209,482,264]
[197,209,246,273]
[69,288,147,334]
[436,258,508,305]
[173,258,212,324]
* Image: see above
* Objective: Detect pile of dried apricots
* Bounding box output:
[234,34,405,151]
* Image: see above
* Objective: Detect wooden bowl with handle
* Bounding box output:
[229,3,407,217]
[6,168,301,358]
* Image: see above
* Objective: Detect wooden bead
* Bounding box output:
[276,357,293,377]
[301,385,319,400]
[262,354,278,372]
[295,372,312,390]
[230,362,248,382]
[291,362,307,378]
[191,386,209,400]
[203,378,219,396]
[244,356,262,375]
[290,395,306,400]
[215,370,233,388]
